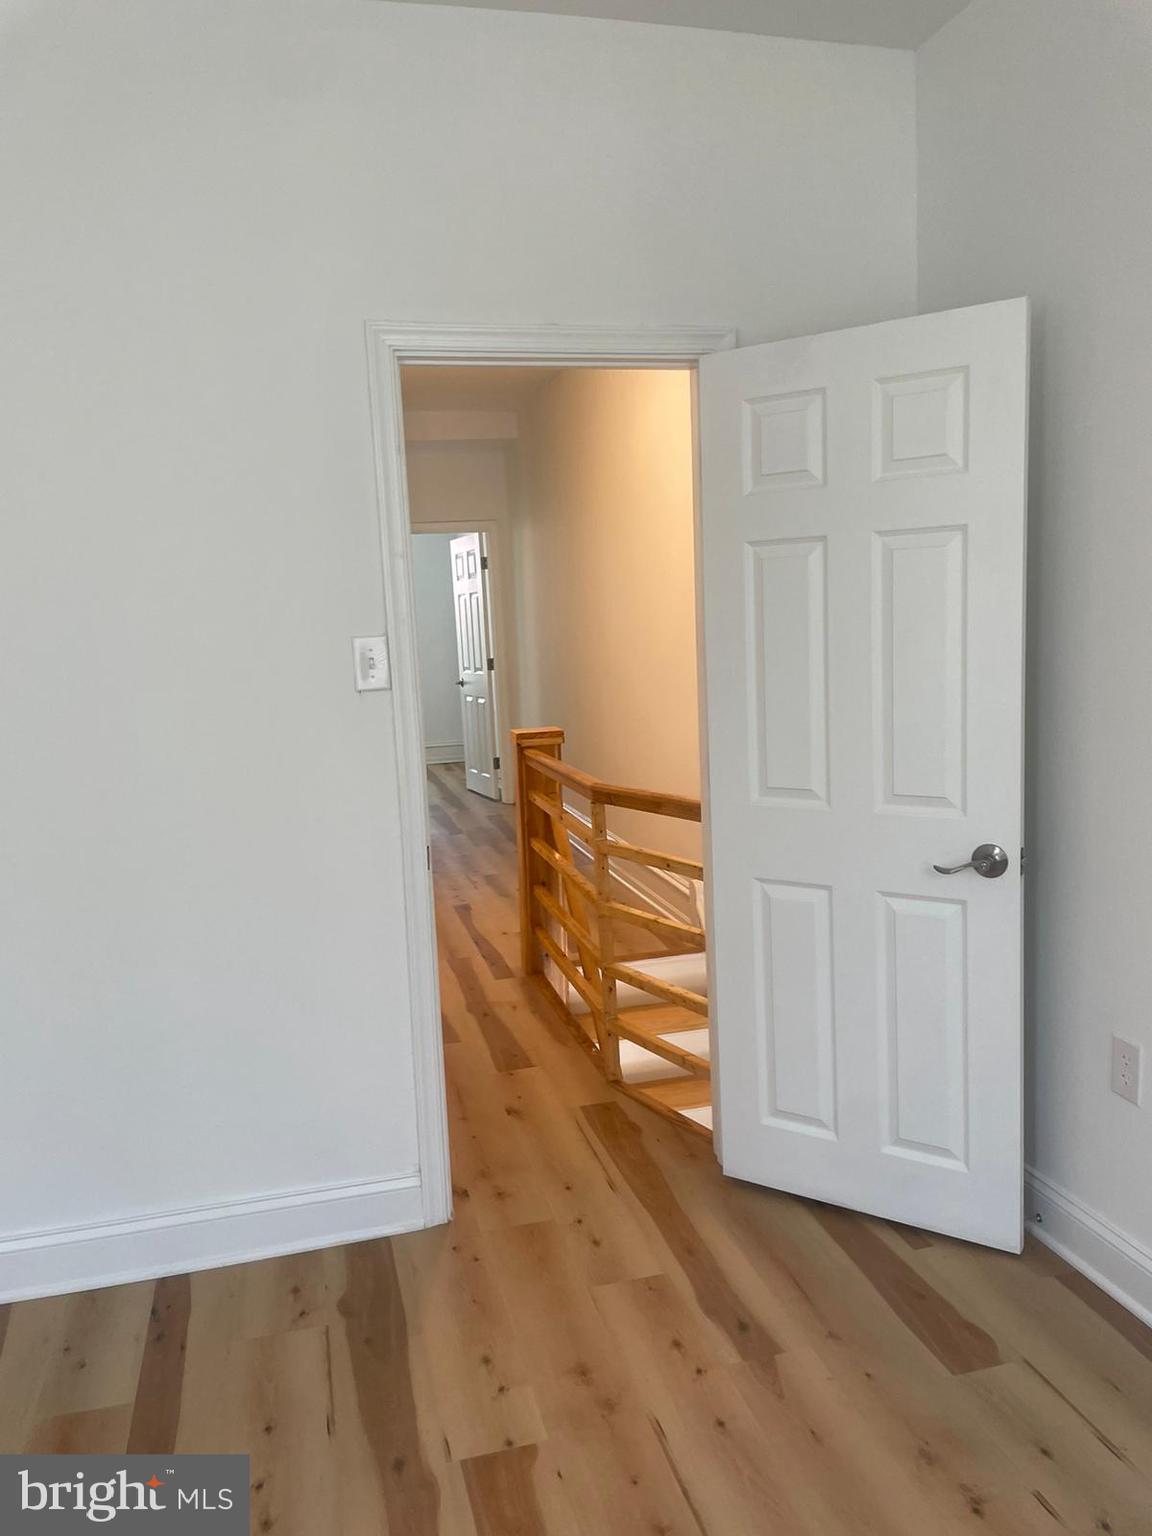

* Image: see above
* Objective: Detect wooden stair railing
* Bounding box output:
[513,727,710,1139]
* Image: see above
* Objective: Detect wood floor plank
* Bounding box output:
[446,1055,555,1231]
[173,1264,248,1455]
[248,1325,338,1535]
[775,1344,1058,1536]
[490,1067,665,1285]
[429,768,473,817]
[337,1240,441,1536]
[454,902,516,980]
[25,1404,133,1455]
[443,951,533,1073]
[963,1359,1152,1534]
[888,1223,935,1251]
[32,1283,153,1426]
[461,1444,551,1536]
[392,1217,546,1461]
[482,1220,710,1535]
[581,1100,784,1366]
[127,1273,191,1454]
[429,803,464,838]
[914,1238,1152,1471]
[240,1248,338,1341]
[1056,1268,1152,1366]
[812,1204,1003,1375]
[594,1273,887,1535]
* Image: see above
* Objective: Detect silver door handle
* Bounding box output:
[933,843,1009,878]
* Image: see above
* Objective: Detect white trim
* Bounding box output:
[365,321,735,1236]
[383,322,737,367]
[0,1174,423,1303]
[425,743,465,764]
[1026,1167,1152,1329]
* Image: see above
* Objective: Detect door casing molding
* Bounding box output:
[365,321,736,1227]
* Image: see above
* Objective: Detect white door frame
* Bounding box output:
[412,519,514,801]
[365,321,735,1226]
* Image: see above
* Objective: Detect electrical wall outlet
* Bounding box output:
[1111,1035,1142,1106]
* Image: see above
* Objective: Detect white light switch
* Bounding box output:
[353,635,391,692]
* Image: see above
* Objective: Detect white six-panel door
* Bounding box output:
[450,531,501,800]
[700,299,1029,1250]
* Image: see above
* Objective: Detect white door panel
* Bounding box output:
[700,299,1029,1250]
[450,532,501,800]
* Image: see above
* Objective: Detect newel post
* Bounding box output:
[512,727,565,976]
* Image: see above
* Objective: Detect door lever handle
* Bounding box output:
[933,843,1009,879]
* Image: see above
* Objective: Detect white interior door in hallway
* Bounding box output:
[451,531,501,800]
[700,298,1029,1250]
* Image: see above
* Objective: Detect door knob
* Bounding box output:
[933,844,1009,878]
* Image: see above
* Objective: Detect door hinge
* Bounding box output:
[487,656,495,672]
[493,755,501,770]
[481,555,489,570]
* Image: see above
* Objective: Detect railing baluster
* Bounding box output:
[590,799,622,1081]
[514,727,565,975]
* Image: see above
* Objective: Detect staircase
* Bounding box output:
[513,728,711,1138]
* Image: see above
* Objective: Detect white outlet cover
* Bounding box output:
[1111,1034,1142,1106]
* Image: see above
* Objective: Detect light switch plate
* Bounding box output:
[353,635,391,692]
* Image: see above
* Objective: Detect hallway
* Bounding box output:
[1,766,1150,1534]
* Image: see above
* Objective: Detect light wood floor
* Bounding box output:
[3,763,1151,1535]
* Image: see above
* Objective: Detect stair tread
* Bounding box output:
[629,1076,713,1110]
[616,1004,708,1035]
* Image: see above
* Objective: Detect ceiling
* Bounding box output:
[400,364,561,412]
[388,0,972,50]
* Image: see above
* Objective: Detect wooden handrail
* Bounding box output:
[596,784,702,822]
[523,748,701,823]
[522,750,599,799]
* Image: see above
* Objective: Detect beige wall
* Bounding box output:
[405,439,516,531]
[517,369,699,856]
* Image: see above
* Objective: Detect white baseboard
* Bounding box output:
[0,1172,425,1302]
[1025,1167,1152,1329]
[425,743,464,764]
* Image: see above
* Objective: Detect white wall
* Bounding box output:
[518,369,701,863]
[411,534,462,760]
[919,0,1152,1318]
[0,0,915,1295]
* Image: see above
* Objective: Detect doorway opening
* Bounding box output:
[372,305,1029,1251]
[400,360,714,1144]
